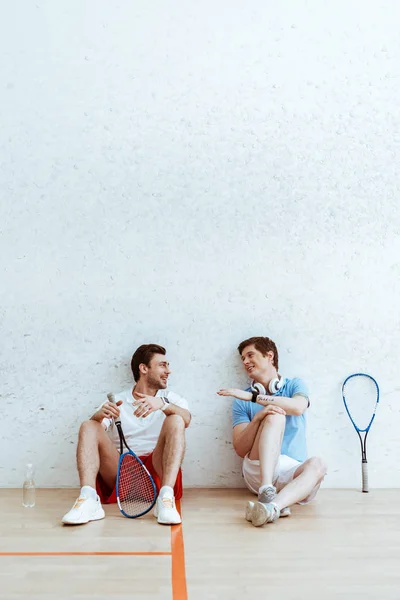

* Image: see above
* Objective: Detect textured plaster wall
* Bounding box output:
[1,1,400,488]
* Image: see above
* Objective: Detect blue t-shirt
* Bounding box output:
[232,377,309,463]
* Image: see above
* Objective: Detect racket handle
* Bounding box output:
[107,392,122,427]
[362,460,369,493]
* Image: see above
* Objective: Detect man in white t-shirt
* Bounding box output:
[62,344,191,526]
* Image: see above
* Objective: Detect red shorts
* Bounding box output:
[96,452,183,504]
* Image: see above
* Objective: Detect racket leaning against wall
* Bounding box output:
[107,393,157,517]
[341,373,380,493]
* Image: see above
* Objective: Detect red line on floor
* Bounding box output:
[0,552,171,556]
[171,499,188,600]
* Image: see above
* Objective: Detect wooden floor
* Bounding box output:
[1,489,399,600]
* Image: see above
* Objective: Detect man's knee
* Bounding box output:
[307,456,327,481]
[79,419,104,437]
[162,414,185,433]
[260,412,286,428]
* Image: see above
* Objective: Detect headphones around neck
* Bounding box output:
[251,375,284,395]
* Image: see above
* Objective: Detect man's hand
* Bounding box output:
[217,388,252,401]
[96,399,123,420]
[133,392,163,418]
[254,405,286,422]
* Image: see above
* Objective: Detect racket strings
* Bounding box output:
[118,454,155,516]
[343,376,379,431]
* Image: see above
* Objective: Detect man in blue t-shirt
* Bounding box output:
[218,336,327,527]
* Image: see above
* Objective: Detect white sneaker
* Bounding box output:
[246,500,290,521]
[251,501,280,527]
[154,495,181,525]
[245,501,255,522]
[245,485,291,521]
[62,494,105,525]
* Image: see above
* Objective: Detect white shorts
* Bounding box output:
[242,454,320,505]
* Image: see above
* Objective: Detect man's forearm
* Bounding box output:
[90,410,108,430]
[163,404,191,428]
[257,395,308,416]
[230,389,307,417]
[234,419,261,458]
[90,410,103,423]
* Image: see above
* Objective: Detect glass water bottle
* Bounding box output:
[22,463,36,508]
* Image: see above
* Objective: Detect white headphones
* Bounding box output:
[251,375,284,395]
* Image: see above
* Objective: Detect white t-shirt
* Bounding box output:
[100,388,189,456]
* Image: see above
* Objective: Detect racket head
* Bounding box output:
[116,451,157,518]
[342,373,379,433]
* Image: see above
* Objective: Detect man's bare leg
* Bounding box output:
[77,420,120,490]
[151,415,186,487]
[245,413,286,522]
[251,457,327,527]
[151,415,186,525]
[273,457,327,510]
[62,420,119,525]
[249,413,285,488]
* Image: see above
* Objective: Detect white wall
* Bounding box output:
[1,0,400,489]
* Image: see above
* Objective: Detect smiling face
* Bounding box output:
[240,344,276,383]
[140,354,171,389]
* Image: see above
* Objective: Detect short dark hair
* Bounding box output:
[131,344,166,381]
[237,336,279,370]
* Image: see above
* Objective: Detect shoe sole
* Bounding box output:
[157,517,182,525]
[245,501,255,522]
[251,502,269,527]
[62,508,105,525]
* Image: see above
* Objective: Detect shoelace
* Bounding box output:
[161,496,175,509]
[72,496,87,509]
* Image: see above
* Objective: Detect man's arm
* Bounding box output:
[133,393,191,427]
[233,420,262,458]
[219,388,308,417]
[162,403,191,428]
[90,410,108,429]
[256,394,308,416]
[91,400,122,429]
